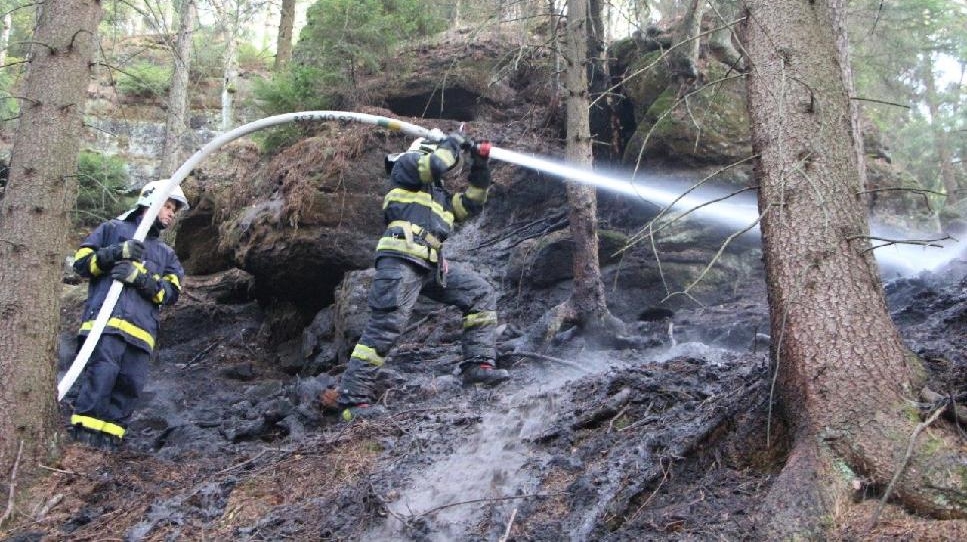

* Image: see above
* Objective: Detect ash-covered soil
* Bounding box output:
[5,257,965,541]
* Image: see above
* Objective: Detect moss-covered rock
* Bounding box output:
[623,59,751,167]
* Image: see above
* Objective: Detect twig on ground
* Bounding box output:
[214,449,268,476]
[630,456,673,521]
[514,350,585,371]
[867,403,946,531]
[38,464,77,476]
[183,339,221,368]
[499,508,518,542]
[414,492,567,518]
[0,440,24,526]
[34,493,64,521]
[608,404,630,433]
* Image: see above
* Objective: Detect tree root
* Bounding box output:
[516,299,629,354]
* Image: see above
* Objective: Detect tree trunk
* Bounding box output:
[221,29,238,131]
[160,0,195,178]
[923,54,959,205]
[0,0,102,495]
[540,0,624,346]
[0,12,11,65]
[669,0,705,79]
[740,0,967,536]
[274,0,295,70]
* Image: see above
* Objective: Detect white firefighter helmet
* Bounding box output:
[118,180,190,220]
[407,137,439,154]
[136,180,190,211]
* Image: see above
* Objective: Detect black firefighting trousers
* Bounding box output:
[338,256,499,407]
[72,333,150,434]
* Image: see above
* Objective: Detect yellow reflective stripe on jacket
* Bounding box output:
[452,193,470,222]
[152,275,165,304]
[463,310,498,329]
[418,153,434,184]
[75,246,101,275]
[376,237,439,263]
[383,188,454,227]
[164,273,182,291]
[416,147,459,184]
[80,317,156,350]
[386,220,442,250]
[70,414,126,438]
[350,344,385,367]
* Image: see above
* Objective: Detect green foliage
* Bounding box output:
[849,0,967,215]
[0,0,39,59]
[191,28,228,81]
[74,151,131,227]
[255,0,446,116]
[0,58,22,122]
[238,41,272,71]
[117,61,172,98]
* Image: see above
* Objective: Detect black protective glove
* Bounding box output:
[95,240,144,269]
[110,261,160,300]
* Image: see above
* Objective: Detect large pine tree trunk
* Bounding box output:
[160,0,195,177]
[740,0,966,536]
[0,0,102,491]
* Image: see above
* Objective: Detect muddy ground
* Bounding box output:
[3,254,965,541]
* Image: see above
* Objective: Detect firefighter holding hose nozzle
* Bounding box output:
[329,130,509,421]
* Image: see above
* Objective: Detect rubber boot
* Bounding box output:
[461,362,510,387]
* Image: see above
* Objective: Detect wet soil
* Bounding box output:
[5,258,965,541]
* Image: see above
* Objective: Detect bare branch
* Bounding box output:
[850,96,911,109]
[0,440,23,527]
[848,234,953,253]
[413,492,568,518]
[858,187,947,197]
[867,403,946,531]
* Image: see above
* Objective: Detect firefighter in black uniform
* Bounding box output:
[335,132,509,420]
[68,180,188,449]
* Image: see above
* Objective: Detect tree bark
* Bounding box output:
[535,0,625,347]
[274,0,295,70]
[0,0,102,492]
[160,0,195,178]
[740,0,967,536]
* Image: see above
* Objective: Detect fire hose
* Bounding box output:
[57,110,485,400]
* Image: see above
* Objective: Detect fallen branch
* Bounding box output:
[867,403,946,531]
[183,339,221,368]
[33,493,64,522]
[38,464,77,476]
[499,507,518,542]
[214,449,268,476]
[413,491,567,518]
[514,350,585,371]
[1,440,24,527]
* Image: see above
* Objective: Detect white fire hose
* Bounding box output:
[57,111,435,400]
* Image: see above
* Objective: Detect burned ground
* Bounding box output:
[4,257,966,541]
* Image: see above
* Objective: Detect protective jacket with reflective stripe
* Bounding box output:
[73,214,184,353]
[378,138,490,269]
